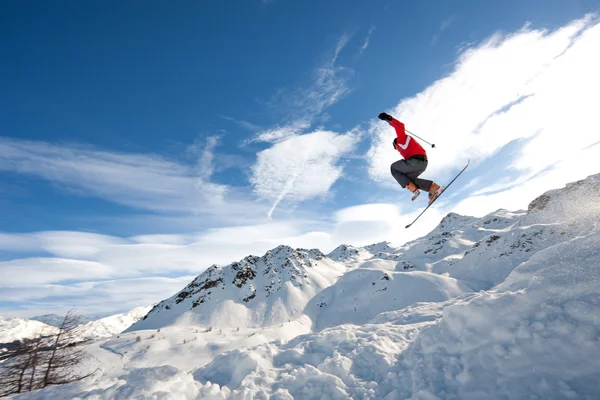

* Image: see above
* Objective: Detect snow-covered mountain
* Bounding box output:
[0,316,58,344]
[127,246,349,331]
[1,306,152,345]
[11,173,600,399]
[77,305,153,340]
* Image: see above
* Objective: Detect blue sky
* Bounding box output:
[2,0,600,317]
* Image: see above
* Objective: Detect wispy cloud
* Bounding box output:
[255,33,354,143]
[358,26,376,55]
[0,137,261,217]
[189,135,220,181]
[221,116,263,132]
[431,15,456,46]
[368,15,600,227]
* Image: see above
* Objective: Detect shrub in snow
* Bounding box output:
[0,310,92,396]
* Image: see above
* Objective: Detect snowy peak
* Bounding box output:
[363,241,396,254]
[326,244,372,262]
[435,212,478,232]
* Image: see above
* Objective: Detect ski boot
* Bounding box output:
[406,182,421,201]
[428,183,443,205]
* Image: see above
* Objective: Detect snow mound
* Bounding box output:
[387,231,600,399]
[192,321,426,398]
[306,268,470,331]
[15,365,203,400]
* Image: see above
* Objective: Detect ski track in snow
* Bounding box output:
[7,173,600,399]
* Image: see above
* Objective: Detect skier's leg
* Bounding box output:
[413,177,434,192]
[391,160,420,188]
[391,159,429,200]
[397,159,428,189]
[404,159,437,193]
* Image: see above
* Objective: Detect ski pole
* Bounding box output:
[405,129,436,148]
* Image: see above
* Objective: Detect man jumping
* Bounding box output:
[378,112,441,204]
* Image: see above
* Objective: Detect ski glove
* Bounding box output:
[378,112,393,121]
[392,137,397,150]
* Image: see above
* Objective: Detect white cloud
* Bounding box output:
[0,233,42,253]
[0,137,229,214]
[367,15,600,221]
[34,231,130,259]
[250,130,357,217]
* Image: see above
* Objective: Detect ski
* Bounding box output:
[405,159,470,229]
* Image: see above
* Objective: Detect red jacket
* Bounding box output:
[389,118,427,159]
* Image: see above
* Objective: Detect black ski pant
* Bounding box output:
[391,158,434,192]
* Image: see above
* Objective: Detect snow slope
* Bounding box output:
[12,173,600,399]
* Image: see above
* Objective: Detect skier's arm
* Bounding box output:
[389,118,411,150]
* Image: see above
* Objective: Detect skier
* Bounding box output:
[378,112,442,204]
